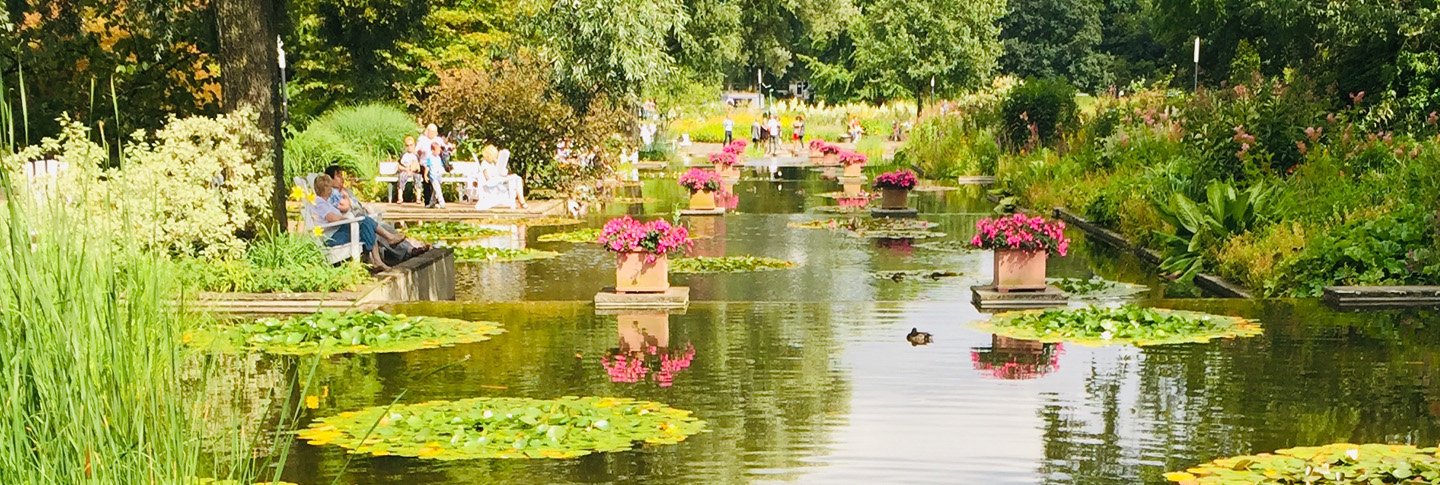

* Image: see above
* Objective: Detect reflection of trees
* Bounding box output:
[1037,300,1440,484]
[284,302,850,483]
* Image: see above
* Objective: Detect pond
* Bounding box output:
[275,167,1440,484]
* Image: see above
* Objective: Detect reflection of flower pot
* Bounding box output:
[714,163,740,179]
[970,335,1062,380]
[880,188,909,209]
[689,189,716,210]
[689,216,726,257]
[994,249,1047,292]
[822,153,839,166]
[843,183,863,197]
[617,312,670,352]
[616,252,669,293]
[843,163,864,178]
[993,335,1045,352]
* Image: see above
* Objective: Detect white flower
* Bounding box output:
[1101,331,1114,340]
[1345,448,1359,460]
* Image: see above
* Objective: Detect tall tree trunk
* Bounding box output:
[217,0,287,232]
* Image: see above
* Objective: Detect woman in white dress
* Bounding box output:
[472,146,528,210]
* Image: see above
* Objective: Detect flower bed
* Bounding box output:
[678,168,721,192]
[598,216,692,264]
[537,228,603,243]
[405,222,509,243]
[297,396,707,459]
[453,246,560,263]
[970,213,1070,255]
[977,305,1262,346]
[874,170,919,190]
[185,311,503,355]
[670,256,797,274]
[1165,443,1440,484]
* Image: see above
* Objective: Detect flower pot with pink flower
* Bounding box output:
[818,143,842,165]
[968,213,1070,292]
[873,169,918,209]
[598,216,693,293]
[808,139,828,161]
[710,149,741,179]
[678,168,721,210]
[840,151,867,177]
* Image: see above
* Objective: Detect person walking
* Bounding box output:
[791,115,806,154]
[723,114,734,144]
[766,114,781,156]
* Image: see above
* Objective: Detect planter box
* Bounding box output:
[993,249,1047,292]
[880,188,909,209]
[616,252,670,293]
[689,189,716,210]
[843,163,864,178]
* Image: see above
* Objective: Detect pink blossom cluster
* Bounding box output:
[725,140,748,152]
[873,169,918,190]
[837,196,870,208]
[597,216,693,263]
[818,143,841,155]
[838,150,867,166]
[808,139,828,151]
[600,343,697,387]
[678,167,721,192]
[709,151,738,166]
[968,213,1070,256]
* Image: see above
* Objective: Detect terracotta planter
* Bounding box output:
[880,188,909,209]
[615,252,670,293]
[689,189,716,210]
[843,163,864,178]
[842,182,864,197]
[993,249,1048,292]
[822,153,839,166]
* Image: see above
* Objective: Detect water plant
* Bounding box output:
[1153,181,1274,282]
[1164,443,1440,484]
[670,256,797,273]
[969,213,1070,255]
[297,396,706,459]
[874,169,919,190]
[537,228,603,243]
[978,305,1262,346]
[404,222,509,243]
[1049,277,1149,300]
[185,311,503,355]
[597,216,692,263]
[678,168,721,192]
[452,246,560,263]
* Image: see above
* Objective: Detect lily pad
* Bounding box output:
[537,228,602,244]
[607,196,654,205]
[1049,277,1150,300]
[810,205,869,214]
[185,311,503,355]
[671,256,796,274]
[873,270,962,282]
[453,246,560,263]
[298,396,707,460]
[815,191,877,200]
[1166,443,1440,484]
[788,217,942,239]
[404,222,509,243]
[976,305,1262,347]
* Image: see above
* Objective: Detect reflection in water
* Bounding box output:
[602,312,696,387]
[970,335,1063,380]
[686,216,726,257]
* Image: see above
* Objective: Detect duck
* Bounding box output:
[906,328,933,346]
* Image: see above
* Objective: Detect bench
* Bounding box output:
[294,176,364,264]
[21,159,68,198]
[375,161,478,201]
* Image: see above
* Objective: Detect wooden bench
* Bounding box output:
[374,161,478,201]
[294,176,364,264]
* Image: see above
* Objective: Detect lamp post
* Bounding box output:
[1193,37,1200,92]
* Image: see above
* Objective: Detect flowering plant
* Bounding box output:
[598,216,693,261]
[725,140,747,152]
[808,139,829,151]
[678,168,721,192]
[874,169,918,190]
[708,151,738,166]
[818,143,841,155]
[839,150,868,166]
[968,213,1070,255]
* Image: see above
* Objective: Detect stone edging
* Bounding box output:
[195,248,457,314]
[1050,207,1253,299]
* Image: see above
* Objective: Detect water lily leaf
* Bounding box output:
[186,311,504,355]
[670,256,797,274]
[1168,443,1440,484]
[975,305,1262,347]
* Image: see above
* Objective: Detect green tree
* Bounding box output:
[848,0,1006,113]
[1097,0,1166,88]
[999,0,1111,91]
[536,0,689,111]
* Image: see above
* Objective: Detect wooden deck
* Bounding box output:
[1324,286,1440,308]
[370,199,567,221]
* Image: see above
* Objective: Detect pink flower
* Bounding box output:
[968,214,1070,256]
[678,168,721,192]
[874,170,918,190]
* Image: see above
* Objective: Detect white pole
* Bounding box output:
[1193,37,1200,92]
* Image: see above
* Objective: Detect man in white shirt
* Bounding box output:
[723,115,734,144]
[766,115,781,156]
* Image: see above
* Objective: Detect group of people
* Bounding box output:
[391,123,527,210]
[309,166,427,269]
[726,113,806,156]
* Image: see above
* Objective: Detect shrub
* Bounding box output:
[897,115,1002,178]
[286,103,414,180]
[1001,78,1078,147]
[180,233,371,293]
[1274,207,1440,297]
[7,111,270,258]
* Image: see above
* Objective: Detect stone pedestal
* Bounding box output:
[971,285,1067,310]
[595,286,690,310]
